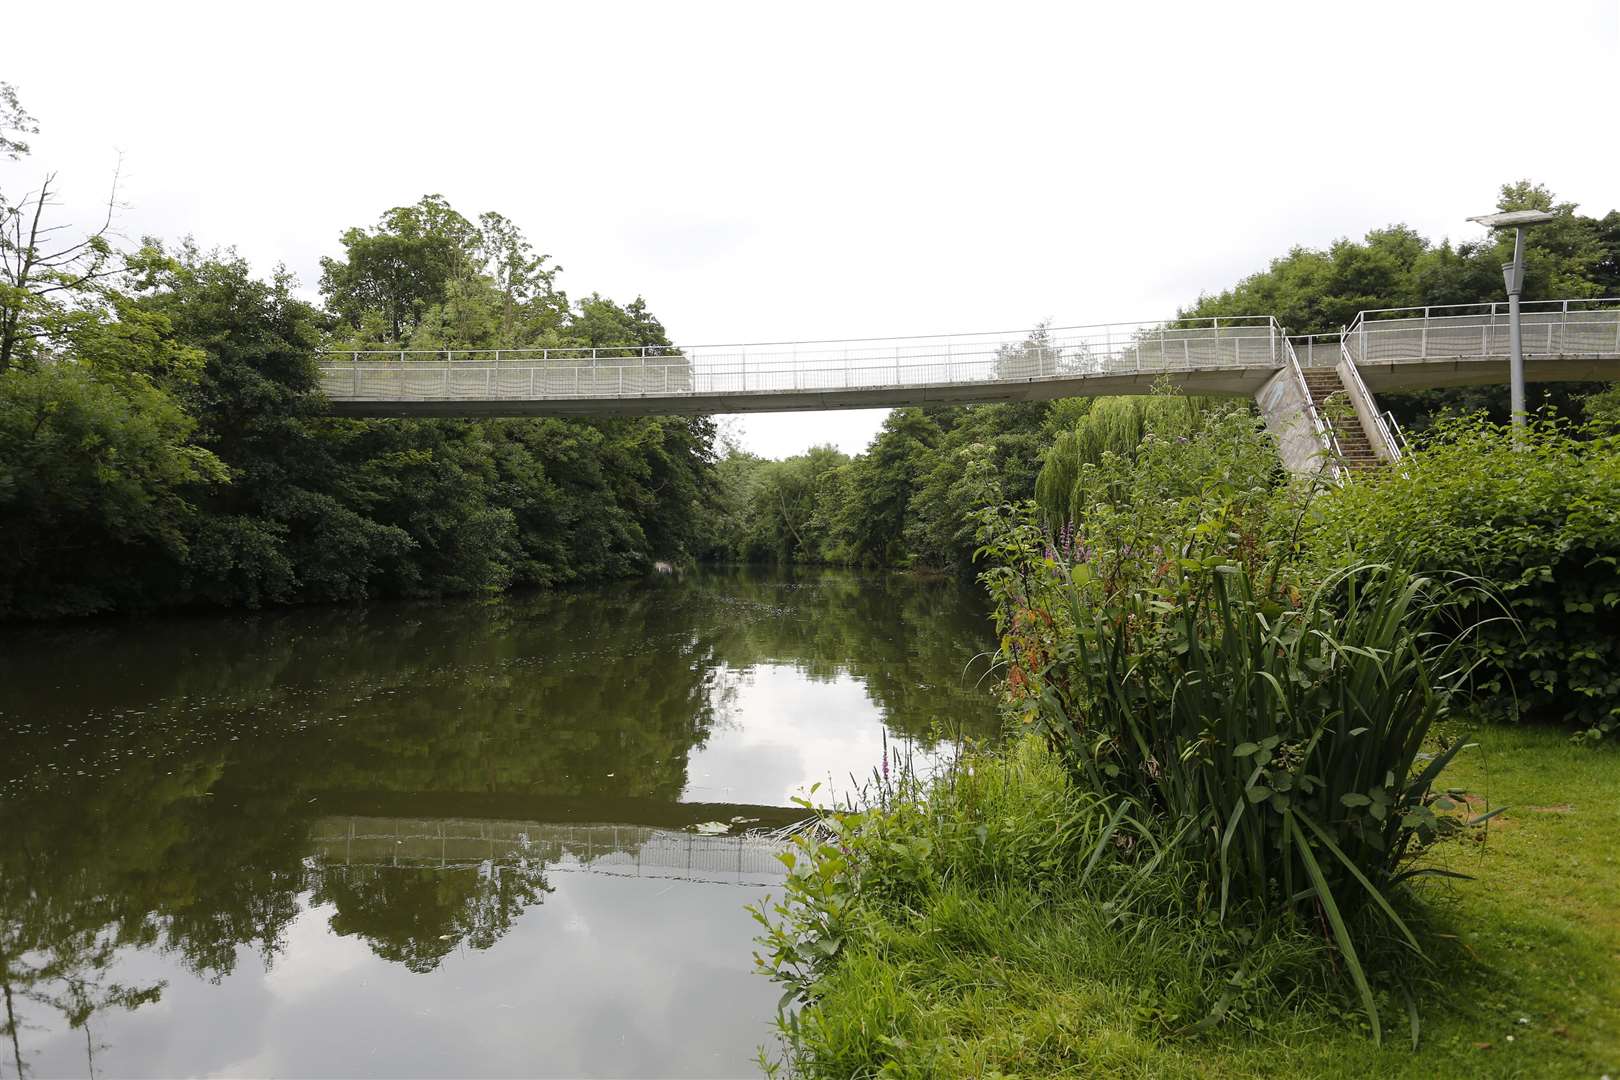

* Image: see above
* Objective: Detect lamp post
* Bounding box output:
[1465,208,1558,436]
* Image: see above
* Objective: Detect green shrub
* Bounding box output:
[985,527,1492,1040]
[974,400,1496,1042]
[1315,415,1620,742]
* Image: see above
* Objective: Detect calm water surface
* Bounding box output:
[0,568,998,1078]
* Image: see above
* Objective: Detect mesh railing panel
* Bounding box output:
[1345,308,1620,364]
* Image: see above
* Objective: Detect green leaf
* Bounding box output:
[1288,813,1382,1045]
[1297,808,1422,956]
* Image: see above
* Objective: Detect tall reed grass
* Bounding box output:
[1025,557,1502,1042]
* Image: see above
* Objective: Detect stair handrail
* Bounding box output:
[1337,331,1402,462]
[1382,410,1411,455]
[1282,333,1343,483]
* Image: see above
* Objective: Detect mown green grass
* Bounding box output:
[768,727,1619,1078]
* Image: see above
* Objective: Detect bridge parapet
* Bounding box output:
[1345,299,1620,365]
[316,317,1281,407]
[310,297,1619,417]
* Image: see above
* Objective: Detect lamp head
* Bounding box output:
[1467,210,1558,228]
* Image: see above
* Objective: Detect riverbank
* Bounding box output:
[758,726,1620,1078]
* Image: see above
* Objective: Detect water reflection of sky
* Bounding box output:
[685,663,961,807]
[23,875,773,1079]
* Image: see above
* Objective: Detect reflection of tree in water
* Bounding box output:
[0,835,165,1079]
[312,861,552,974]
[0,570,998,1066]
[680,567,1001,744]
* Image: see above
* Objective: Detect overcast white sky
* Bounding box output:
[5,0,1616,457]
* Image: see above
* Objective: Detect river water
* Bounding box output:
[0,569,999,1079]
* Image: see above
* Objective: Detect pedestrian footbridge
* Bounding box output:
[316,298,1619,477]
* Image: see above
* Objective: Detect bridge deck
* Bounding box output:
[315,302,1620,417]
[320,319,1282,416]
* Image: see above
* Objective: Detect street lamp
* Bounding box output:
[1466,208,1558,435]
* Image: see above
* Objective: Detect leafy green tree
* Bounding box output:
[832,409,941,565]
[476,210,565,341]
[1033,391,1215,526]
[136,246,416,605]
[0,83,142,374]
[319,194,481,340]
[904,401,1048,569]
[733,445,849,562]
[0,356,225,616]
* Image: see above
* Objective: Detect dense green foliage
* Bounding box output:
[981,404,1504,1036]
[1185,182,1618,331]
[707,400,1049,570]
[1032,391,1228,527]
[1315,416,1620,742]
[0,102,720,618]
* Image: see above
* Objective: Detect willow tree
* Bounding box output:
[1034,393,1213,525]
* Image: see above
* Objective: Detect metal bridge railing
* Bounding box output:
[1337,335,1404,463]
[1344,299,1620,365]
[1289,333,1346,368]
[316,317,1283,403]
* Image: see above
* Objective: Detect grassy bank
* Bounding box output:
[757,727,1619,1078]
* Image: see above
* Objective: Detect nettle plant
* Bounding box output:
[977,488,1504,1043]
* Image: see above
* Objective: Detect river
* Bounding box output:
[0,568,999,1079]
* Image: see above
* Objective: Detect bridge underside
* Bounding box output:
[325,367,1277,418]
[1356,355,1618,393]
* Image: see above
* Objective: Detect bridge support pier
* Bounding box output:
[1254,368,1330,478]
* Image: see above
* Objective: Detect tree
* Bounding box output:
[831,409,941,565]
[139,246,416,606]
[0,361,225,616]
[905,401,1048,568]
[476,210,565,342]
[0,81,37,161]
[0,83,133,373]
[319,194,480,340]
